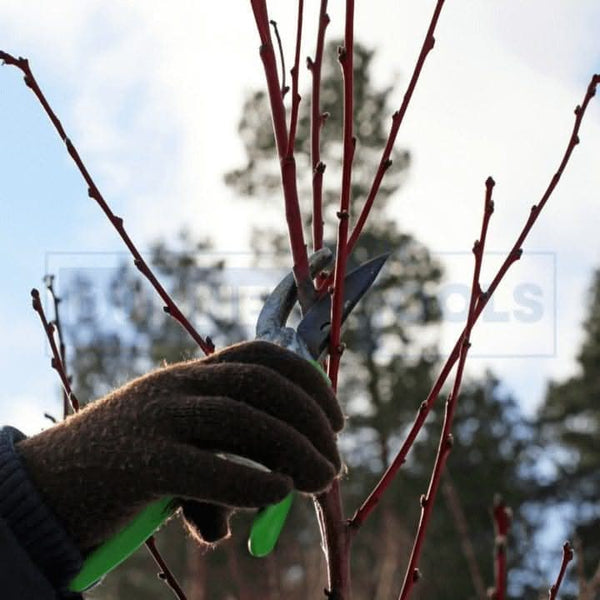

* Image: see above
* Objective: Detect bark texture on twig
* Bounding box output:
[548,542,574,600]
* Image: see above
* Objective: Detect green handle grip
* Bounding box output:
[69,496,177,592]
[247,359,329,557]
[248,492,294,557]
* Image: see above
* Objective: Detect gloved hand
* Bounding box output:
[15,341,344,553]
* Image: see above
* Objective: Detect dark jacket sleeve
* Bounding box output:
[0,426,84,600]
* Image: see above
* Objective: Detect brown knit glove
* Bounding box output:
[15,341,344,553]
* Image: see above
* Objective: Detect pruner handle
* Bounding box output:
[69,497,177,592]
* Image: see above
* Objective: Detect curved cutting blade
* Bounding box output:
[297,253,389,359]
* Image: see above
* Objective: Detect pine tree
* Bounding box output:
[537,269,600,597]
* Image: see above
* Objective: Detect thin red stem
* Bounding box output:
[44,275,70,418]
[313,5,356,600]
[286,0,304,157]
[31,289,80,413]
[398,180,492,599]
[347,0,445,254]
[307,0,329,253]
[314,480,352,599]
[0,51,214,356]
[146,535,188,600]
[351,73,599,529]
[327,0,355,391]
[549,542,574,600]
[315,0,445,296]
[249,2,313,311]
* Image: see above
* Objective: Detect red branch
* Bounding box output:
[146,535,188,600]
[350,73,600,530]
[307,0,329,253]
[347,0,445,255]
[249,1,313,312]
[548,542,574,600]
[43,275,71,418]
[0,51,214,356]
[313,4,356,599]
[327,0,355,391]
[286,0,304,157]
[31,289,80,413]
[490,496,513,600]
[316,0,445,298]
[397,177,493,600]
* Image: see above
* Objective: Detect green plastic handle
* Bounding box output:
[69,496,176,592]
[248,492,294,557]
[248,359,330,557]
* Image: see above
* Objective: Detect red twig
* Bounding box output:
[286,0,304,157]
[146,535,188,600]
[489,496,512,600]
[31,289,80,413]
[351,74,600,529]
[314,481,352,599]
[0,51,214,356]
[549,542,574,600]
[315,0,445,298]
[312,5,356,599]
[307,0,329,253]
[327,0,355,392]
[347,0,445,255]
[397,178,493,600]
[43,275,71,418]
[249,2,313,312]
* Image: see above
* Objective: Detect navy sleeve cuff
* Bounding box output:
[0,426,84,598]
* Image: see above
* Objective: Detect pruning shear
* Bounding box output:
[248,247,388,557]
[69,248,387,591]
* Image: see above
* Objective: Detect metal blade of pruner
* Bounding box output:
[297,253,389,359]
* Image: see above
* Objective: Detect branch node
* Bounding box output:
[412,568,422,583]
[315,161,326,175]
[336,210,350,221]
[511,248,523,262]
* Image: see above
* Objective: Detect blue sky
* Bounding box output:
[0,1,598,442]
